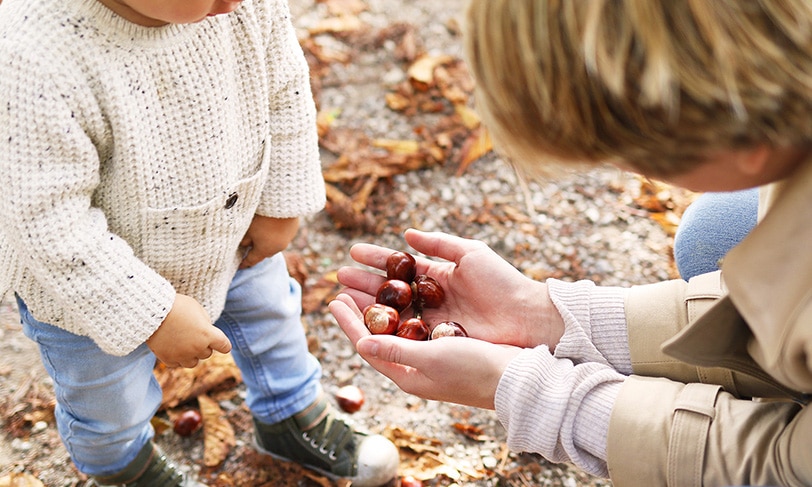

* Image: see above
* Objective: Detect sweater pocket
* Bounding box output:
[139,141,270,303]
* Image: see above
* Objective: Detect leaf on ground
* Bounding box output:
[633,175,697,237]
[384,426,486,482]
[284,251,309,288]
[302,273,341,315]
[318,0,368,16]
[155,354,242,410]
[1,374,55,439]
[455,127,492,175]
[0,473,45,487]
[198,394,236,468]
[452,422,492,442]
[308,15,365,35]
[407,54,455,91]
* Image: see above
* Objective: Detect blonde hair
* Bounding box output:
[465,0,812,178]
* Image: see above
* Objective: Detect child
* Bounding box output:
[0,0,398,485]
[330,1,812,485]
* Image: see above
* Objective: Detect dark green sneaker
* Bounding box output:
[253,394,399,487]
[84,442,203,487]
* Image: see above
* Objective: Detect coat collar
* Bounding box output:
[662,157,812,397]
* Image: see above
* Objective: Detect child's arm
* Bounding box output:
[147,293,232,368]
[238,215,299,269]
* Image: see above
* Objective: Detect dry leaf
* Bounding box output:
[320,0,367,15]
[407,54,454,90]
[0,473,45,487]
[452,422,491,442]
[371,138,421,155]
[455,127,492,175]
[284,251,309,287]
[155,353,242,410]
[198,394,236,468]
[454,104,481,130]
[309,15,365,35]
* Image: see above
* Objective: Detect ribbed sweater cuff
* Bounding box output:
[495,346,623,478]
[547,279,632,374]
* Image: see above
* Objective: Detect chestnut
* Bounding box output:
[396,317,430,341]
[430,321,468,339]
[335,385,365,414]
[363,303,400,335]
[386,251,417,283]
[376,279,413,312]
[412,274,445,309]
[173,409,202,437]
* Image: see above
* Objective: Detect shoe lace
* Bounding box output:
[301,413,354,463]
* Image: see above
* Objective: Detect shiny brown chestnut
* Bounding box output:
[396,317,430,341]
[386,251,417,283]
[173,409,202,437]
[363,303,400,335]
[335,385,365,414]
[430,321,468,339]
[412,274,445,309]
[375,279,413,312]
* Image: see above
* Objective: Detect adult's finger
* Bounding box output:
[348,242,399,270]
[336,266,387,295]
[328,294,371,346]
[403,228,488,266]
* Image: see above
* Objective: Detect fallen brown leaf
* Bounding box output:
[155,354,242,410]
[198,394,236,468]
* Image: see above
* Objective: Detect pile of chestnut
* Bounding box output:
[362,251,468,340]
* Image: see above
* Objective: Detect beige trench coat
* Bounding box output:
[606,159,812,486]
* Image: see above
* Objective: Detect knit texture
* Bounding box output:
[547,278,633,374]
[493,279,632,477]
[0,0,326,355]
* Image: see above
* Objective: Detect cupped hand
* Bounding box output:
[336,228,564,350]
[329,294,522,409]
[147,293,232,368]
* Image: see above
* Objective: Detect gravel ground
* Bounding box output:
[0,0,685,485]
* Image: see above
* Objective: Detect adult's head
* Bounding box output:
[465,0,812,180]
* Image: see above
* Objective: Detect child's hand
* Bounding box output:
[147,294,232,368]
[238,215,299,269]
[335,228,565,350]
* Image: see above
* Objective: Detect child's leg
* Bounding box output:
[673,188,759,280]
[216,254,399,486]
[16,297,160,477]
[214,253,321,424]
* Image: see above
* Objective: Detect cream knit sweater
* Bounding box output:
[0,0,326,355]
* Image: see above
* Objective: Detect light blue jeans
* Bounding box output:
[19,253,321,476]
[673,189,759,280]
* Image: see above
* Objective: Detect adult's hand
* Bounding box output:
[329,293,522,409]
[336,228,565,350]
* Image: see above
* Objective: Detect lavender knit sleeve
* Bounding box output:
[492,279,634,476]
[547,278,633,374]
[495,346,624,477]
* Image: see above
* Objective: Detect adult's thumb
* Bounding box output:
[356,335,415,367]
